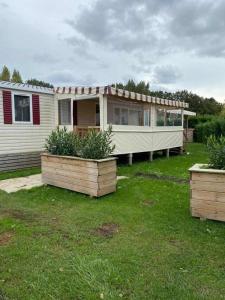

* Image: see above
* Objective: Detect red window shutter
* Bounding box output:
[32,94,40,125]
[3,90,12,124]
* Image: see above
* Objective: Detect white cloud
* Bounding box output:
[0,0,224,101]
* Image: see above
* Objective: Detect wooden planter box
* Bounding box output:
[189,164,225,221]
[41,153,117,197]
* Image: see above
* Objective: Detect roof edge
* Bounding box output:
[0,80,54,95]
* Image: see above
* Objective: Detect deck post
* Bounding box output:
[128,153,133,165]
[180,146,184,155]
[149,151,153,162]
[166,149,170,158]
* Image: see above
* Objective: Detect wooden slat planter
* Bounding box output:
[41,153,117,197]
[189,164,225,221]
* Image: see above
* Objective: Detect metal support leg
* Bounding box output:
[128,153,133,165]
[166,149,170,158]
[149,151,153,162]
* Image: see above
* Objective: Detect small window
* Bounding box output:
[114,107,120,125]
[166,111,182,126]
[156,108,165,126]
[58,99,71,125]
[121,108,128,125]
[166,111,174,126]
[14,94,31,123]
[144,109,150,126]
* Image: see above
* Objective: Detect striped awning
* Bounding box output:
[54,85,188,108]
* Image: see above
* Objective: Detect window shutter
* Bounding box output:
[3,90,12,124]
[32,94,40,125]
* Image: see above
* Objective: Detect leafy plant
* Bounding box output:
[207,135,225,170]
[45,127,79,156]
[45,126,115,159]
[78,126,115,159]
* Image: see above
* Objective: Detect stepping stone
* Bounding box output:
[117,176,129,180]
[0,174,43,193]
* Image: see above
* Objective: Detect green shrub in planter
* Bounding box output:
[45,126,115,159]
[207,135,225,170]
[45,127,79,156]
[78,126,115,159]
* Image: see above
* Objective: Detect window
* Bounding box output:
[58,99,71,125]
[114,107,120,124]
[108,99,146,126]
[156,108,165,126]
[13,94,32,123]
[129,109,142,126]
[166,111,174,126]
[157,108,182,126]
[166,111,182,126]
[121,108,128,125]
[144,109,150,126]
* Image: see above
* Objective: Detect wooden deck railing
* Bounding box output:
[74,126,100,137]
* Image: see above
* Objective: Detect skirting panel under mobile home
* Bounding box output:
[111,130,183,154]
[0,152,41,172]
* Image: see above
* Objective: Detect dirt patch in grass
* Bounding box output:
[1,208,39,223]
[0,232,13,246]
[94,223,119,238]
[136,172,189,184]
[142,200,155,206]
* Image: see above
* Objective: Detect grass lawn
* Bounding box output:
[0,167,41,181]
[1,143,225,299]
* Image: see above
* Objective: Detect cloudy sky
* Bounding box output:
[0,0,225,101]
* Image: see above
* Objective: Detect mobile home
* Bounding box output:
[0,81,188,171]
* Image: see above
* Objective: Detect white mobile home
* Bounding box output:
[0,81,188,171]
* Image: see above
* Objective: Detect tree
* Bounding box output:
[112,79,222,116]
[112,79,151,95]
[11,69,23,83]
[0,65,10,81]
[220,102,225,116]
[26,78,54,88]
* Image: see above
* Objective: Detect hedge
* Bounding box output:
[188,115,216,129]
[195,118,225,143]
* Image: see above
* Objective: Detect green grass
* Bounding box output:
[1,143,225,299]
[0,167,41,181]
[118,143,208,178]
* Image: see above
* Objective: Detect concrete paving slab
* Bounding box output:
[0,174,43,193]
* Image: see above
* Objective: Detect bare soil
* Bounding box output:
[0,232,13,246]
[136,172,188,184]
[94,223,119,238]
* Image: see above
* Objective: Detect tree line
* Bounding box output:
[0,65,53,88]
[0,65,223,115]
[113,79,223,116]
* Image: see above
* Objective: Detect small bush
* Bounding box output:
[78,127,115,159]
[207,135,225,170]
[45,126,115,159]
[45,127,79,156]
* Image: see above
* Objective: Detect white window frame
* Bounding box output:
[58,99,72,126]
[12,92,33,124]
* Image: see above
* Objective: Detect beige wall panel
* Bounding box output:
[0,89,55,154]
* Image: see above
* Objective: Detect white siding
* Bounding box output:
[0,89,55,154]
[111,129,183,154]
[105,97,183,154]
